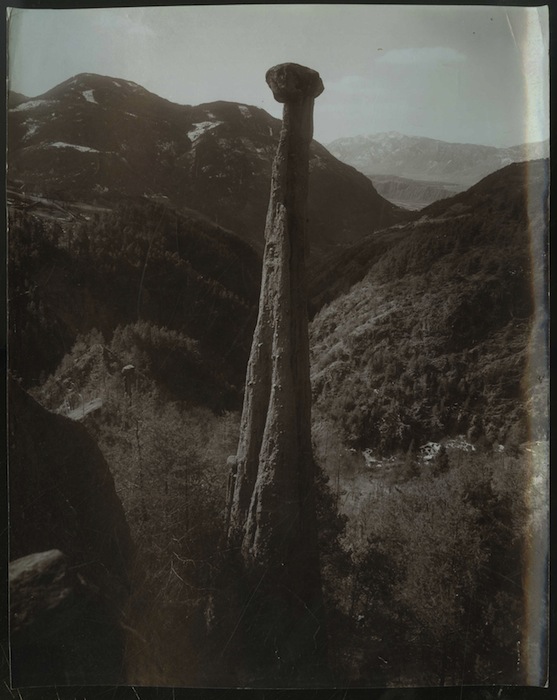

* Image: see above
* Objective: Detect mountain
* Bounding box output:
[310,159,549,453]
[7,90,29,109]
[327,131,549,206]
[7,73,403,259]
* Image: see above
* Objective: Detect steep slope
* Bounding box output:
[328,131,549,188]
[8,73,403,259]
[8,200,261,407]
[310,160,548,453]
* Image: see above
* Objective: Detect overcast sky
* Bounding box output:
[8,4,549,147]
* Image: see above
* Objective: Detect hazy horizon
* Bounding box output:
[8,5,549,149]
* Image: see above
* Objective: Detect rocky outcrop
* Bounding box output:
[225,64,327,685]
[10,550,127,686]
[8,378,134,685]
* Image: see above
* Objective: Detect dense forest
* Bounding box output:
[9,201,261,404]
[310,161,548,453]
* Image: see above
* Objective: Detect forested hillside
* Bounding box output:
[305,162,548,687]
[9,200,261,407]
[310,160,548,453]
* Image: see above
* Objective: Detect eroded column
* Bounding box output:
[225,63,326,684]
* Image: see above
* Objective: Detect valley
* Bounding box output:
[327,131,549,209]
[7,73,549,689]
[368,174,462,210]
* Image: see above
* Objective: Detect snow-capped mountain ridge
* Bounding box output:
[8,72,403,260]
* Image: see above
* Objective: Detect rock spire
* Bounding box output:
[225,63,326,684]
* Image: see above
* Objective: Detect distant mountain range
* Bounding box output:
[8,73,402,260]
[327,131,549,209]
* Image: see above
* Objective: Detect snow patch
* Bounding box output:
[48,141,100,153]
[238,105,251,118]
[187,120,222,143]
[110,77,142,92]
[12,99,51,112]
[82,89,97,104]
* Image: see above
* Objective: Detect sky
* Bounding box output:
[7,4,549,147]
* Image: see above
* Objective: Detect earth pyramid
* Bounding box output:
[225,63,327,683]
